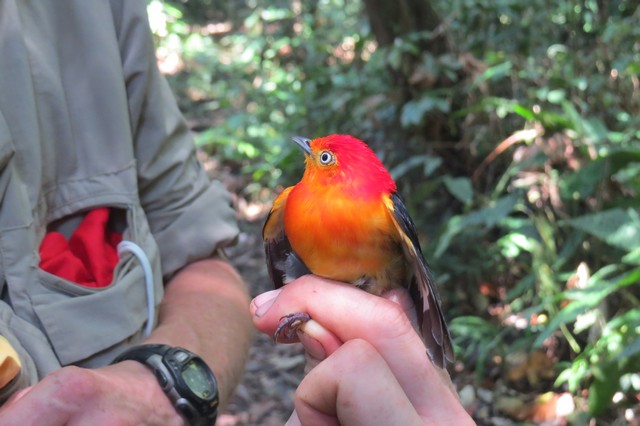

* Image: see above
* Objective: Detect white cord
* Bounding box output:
[117,241,155,338]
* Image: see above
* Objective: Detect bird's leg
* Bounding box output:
[274,312,311,343]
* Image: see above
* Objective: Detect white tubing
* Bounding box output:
[117,241,155,338]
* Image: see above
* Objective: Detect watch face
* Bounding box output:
[182,359,216,399]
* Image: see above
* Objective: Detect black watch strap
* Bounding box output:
[112,344,218,426]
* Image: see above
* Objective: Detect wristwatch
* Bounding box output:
[112,344,219,426]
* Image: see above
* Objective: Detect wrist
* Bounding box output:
[107,360,184,424]
[111,344,219,426]
[112,359,166,393]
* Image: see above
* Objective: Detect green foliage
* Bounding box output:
[152,0,640,420]
[417,0,640,418]
[149,0,380,189]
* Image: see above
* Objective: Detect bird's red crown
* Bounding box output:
[304,134,396,198]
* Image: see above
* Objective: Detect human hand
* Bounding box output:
[251,275,475,425]
[0,361,184,426]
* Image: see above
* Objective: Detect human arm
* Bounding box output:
[0,0,252,423]
[146,257,253,408]
[250,275,475,425]
[0,257,253,425]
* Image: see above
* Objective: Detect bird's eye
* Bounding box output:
[319,151,334,165]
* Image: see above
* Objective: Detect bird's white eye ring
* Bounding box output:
[319,151,334,165]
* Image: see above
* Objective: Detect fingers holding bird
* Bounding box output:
[251,275,419,350]
[250,275,459,412]
[292,339,424,426]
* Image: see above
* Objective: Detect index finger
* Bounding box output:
[252,277,415,342]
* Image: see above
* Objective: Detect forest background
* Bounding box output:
[149,1,640,424]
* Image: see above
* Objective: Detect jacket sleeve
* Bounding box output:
[110,1,239,278]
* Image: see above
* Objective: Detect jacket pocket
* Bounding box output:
[30,203,163,365]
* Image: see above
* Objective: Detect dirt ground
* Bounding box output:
[218,220,305,426]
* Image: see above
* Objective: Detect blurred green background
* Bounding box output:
[149,0,640,423]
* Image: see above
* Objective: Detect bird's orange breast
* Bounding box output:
[283,182,400,286]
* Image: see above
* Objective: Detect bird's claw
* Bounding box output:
[274,312,311,343]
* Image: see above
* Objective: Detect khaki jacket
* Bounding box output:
[0,0,238,400]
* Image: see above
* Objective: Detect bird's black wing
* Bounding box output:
[263,187,310,288]
[388,192,455,368]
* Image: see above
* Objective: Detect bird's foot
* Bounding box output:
[274,312,311,343]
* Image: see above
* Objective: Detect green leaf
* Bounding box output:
[556,357,589,392]
[442,176,474,205]
[535,268,640,347]
[498,232,538,258]
[473,61,512,85]
[562,208,640,252]
[459,194,519,228]
[435,194,518,257]
[619,337,640,359]
[389,155,442,180]
[435,216,462,258]
[589,363,622,416]
[612,161,640,184]
[534,301,592,347]
[261,8,292,22]
[450,316,499,335]
[559,159,606,200]
[622,247,640,265]
[627,62,640,74]
[547,89,566,103]
[400,96,450,127]
[512,104,535,121]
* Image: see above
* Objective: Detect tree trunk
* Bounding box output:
[359,0,484,180]
[361,0,451,54]
[361,0,461,146]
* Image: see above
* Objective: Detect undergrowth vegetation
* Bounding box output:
[151,0,640,422]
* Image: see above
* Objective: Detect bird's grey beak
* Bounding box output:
[291,136,312,155]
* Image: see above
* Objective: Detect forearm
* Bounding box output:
[146,257,253,407]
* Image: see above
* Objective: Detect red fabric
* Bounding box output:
[39,208,123,288]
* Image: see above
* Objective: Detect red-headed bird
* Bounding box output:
[263,134,454,368]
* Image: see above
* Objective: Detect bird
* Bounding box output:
[262,134,454,368]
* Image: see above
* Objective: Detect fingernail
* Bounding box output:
[298,328,327,361]
[253,289,281,317]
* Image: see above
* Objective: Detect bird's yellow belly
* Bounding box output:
[284,194,398,285]
[303,236,392,283]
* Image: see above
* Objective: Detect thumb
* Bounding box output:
[381,288,418,329]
